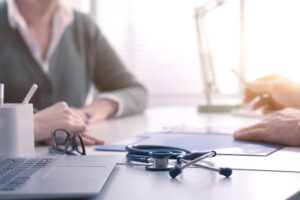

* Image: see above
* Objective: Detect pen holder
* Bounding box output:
[0,104,35,156]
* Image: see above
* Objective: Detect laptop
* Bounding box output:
[0,155,120,199]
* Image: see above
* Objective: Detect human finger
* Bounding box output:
[243,87,259,104]
[65,120,86,134]
[70,108,89,123]
[81,137,96,145]
[262,104,277,114]
[243,83,272,104]
[235,122,266,133]
[71,108,89,123]
[87,115,106,124]
[82,132,105,145]
[234,128,265,142]
[252,96,270,110]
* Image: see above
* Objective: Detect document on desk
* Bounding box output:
[95,132,282,156]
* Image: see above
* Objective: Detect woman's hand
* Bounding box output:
[244,74,300,114]
[234,108,300,146]
[34,102,105,145]
[72,98,118,124]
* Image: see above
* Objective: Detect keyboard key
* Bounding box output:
[0,158,53,191]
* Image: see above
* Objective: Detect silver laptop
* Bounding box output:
[0,155,120,199]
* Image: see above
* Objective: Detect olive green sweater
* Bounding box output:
[0,2,147,117]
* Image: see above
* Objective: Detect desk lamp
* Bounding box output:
[195,0,243,112]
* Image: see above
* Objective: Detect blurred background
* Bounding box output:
[18,0,300,107]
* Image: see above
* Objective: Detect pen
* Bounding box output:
[22,84,38,104]
[231,69,247,84]
[0,83,4,106]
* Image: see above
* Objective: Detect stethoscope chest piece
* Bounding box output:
[145,151,173,171]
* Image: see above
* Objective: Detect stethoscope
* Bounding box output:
[125,144,232,178]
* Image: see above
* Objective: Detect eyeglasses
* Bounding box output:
[49,129,86,155]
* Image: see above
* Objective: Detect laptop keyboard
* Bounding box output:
[0,158,54,191]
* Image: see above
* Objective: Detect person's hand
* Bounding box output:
[34,102,105,145]
[244,74,300,114]
[234,108,300,146]
[72,98,118,124]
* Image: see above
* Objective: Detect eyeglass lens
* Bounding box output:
[52,129,86,155]
[53,129,70,149]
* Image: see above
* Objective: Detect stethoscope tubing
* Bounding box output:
[126,144,191,160]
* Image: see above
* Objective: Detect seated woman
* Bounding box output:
[0,0,147,144]
[234,74,300,146]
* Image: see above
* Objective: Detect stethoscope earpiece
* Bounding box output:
[219,167,232,177]
[169,165,182,178]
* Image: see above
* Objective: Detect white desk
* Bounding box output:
[36,106,300,200]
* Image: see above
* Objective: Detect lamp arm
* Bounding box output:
[195,0,224,105]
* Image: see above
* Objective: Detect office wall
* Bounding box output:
[95,0,241,106]
[244,0,300,82]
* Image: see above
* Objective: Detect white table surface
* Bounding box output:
[35,106,300,200]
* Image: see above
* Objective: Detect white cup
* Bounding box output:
[0,103,35,156]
